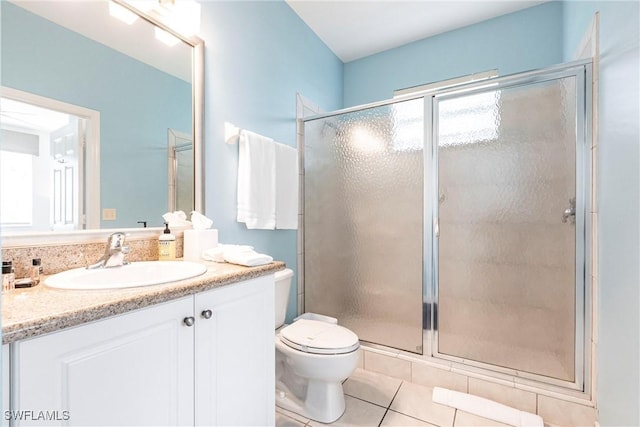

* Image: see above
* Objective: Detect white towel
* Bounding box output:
[202,244,272,267]
[202,244,253,263]
[223,248,273,267]
[275,142,299,229]
[237,130,276,229]
[432,387,544,427]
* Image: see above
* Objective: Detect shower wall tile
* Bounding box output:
[361,343,596,423]
[297,216,304,254]
[590,340,597,402]
[591,212,598,279]
[591,211,598,346]
[591,145,598,212]
[297,255,304,295]
[450,365,516,388]
[537,394,596,426]
[365,344,401,357]
[297,137,305,174]
[467,377,537,413]
[364,351,412,381]
[303,106,318,117]
[513,377,593,404]
[296,93,321,118]
[295,93,305,119]
[296,119,304,137]
[298,174,304,212]
[591,273,598,345]
[356,349,364,370]
[297,293,304,317]
[411,362,468,392]
[295,93,320,322]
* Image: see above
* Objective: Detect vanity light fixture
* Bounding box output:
[154,27,180,47]
[108,1,139,25]
[127,0,200,37]
[165,0,201,37]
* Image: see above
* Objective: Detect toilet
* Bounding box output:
[274,268,360,423]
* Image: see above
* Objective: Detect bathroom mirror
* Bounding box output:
[0,0,204,236]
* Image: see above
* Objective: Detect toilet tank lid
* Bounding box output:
[274,268,294,280]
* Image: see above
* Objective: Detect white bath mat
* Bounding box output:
[432,386,544,427]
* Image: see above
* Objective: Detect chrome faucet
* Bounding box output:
[87,232,130,269]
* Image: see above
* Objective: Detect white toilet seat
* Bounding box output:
[279,319,359,355]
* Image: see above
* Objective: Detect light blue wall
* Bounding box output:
[343,2,564,107]
[1,2,191,229]
[563,2,640,425]
[199,1,343,321]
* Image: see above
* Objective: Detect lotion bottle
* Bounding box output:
[158,223,176,260]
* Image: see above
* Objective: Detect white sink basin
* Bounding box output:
[44,261,208,290]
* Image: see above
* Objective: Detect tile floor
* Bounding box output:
[275,369,512,427]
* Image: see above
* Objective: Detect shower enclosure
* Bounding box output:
[303,61,591,390]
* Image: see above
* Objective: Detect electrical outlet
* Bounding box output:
[102,208,117,221]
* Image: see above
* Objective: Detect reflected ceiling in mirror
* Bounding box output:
[0,0,199,235]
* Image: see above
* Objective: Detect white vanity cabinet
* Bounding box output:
[3,344,10,427]
[8,275,275,427]
[13,296,195,426]
[194,276,275,426]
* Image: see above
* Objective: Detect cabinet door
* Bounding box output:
[195,276,275,426]
[14,297,194,426]
[3,345,9,427]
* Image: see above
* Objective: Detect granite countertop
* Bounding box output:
[2,260,285,345]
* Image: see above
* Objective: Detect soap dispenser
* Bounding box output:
[158,223,176,260]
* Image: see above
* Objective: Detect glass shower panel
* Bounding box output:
[304,98,424,354]
[435,78,577,381]
[175,146,194,214]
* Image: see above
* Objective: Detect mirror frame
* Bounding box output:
[1,0,204,247]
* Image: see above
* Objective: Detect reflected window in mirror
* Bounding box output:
[0,150,33,227]
[0,97,90,232]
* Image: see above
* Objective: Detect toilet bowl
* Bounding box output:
[274,269,360,423]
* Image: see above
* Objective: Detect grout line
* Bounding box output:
[377,409,387,427]
[390,380,404,407]
[378,380,404,427]
[347,394,388,410]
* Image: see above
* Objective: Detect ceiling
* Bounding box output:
[285,0,550,62]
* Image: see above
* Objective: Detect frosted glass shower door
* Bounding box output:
[434,72,584,383]
[304,99,424,354]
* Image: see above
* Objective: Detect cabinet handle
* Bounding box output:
[201,309,213,319]
[183,316,195,327]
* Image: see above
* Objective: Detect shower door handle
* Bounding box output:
[562,198,576,224]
